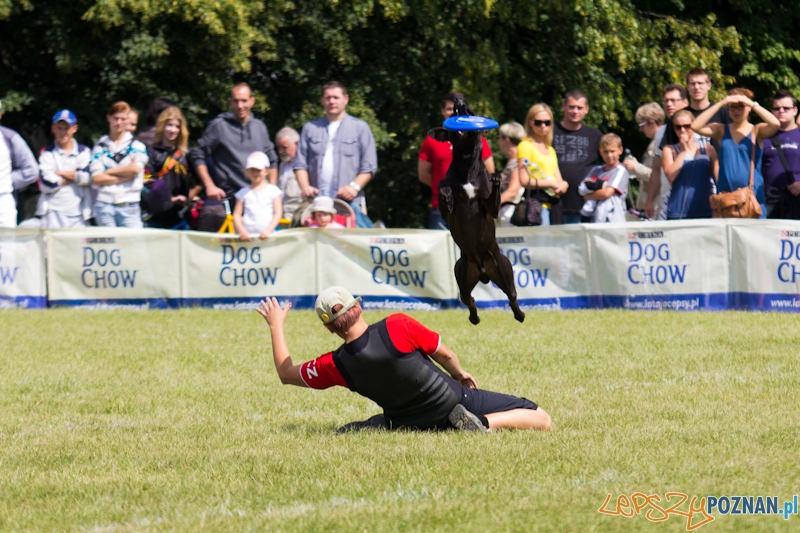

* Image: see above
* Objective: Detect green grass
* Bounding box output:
[1,308,799,532]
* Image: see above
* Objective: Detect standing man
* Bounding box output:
[274,126,304,222]
[90,101,149,228]
[36,110,93,228]
[761,90,800,217]
[552,90,603,224]
[0,100,39,228]
[645,84,690,219]
[189,83,279,232]
[418,92,495,229]
[294,82,378,228]
[659,68,731,154]
[257,286,551,432]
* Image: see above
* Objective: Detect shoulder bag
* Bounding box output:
[511,179,542,226]
[709,129,762,218]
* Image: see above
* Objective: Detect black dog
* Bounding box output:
[429,99,525,325]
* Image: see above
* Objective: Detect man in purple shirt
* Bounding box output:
[761,90,800,218]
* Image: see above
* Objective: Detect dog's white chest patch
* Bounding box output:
[462,183,476,199]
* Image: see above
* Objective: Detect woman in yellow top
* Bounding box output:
[517,103,568,225]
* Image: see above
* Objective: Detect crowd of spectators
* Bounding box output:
[2,68,800,234]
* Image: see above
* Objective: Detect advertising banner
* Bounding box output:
[316,229,458,310]
[470,225,593,310]
[47,228,181,309]
[729,219,800,311]
[180,229,317,309]
[0,228,46,308]
[587,220,730,310]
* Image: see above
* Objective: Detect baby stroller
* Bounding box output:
[300,198,357,228]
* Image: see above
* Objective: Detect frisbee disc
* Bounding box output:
[443,115,499,131]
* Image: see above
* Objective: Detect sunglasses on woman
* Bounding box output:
[674,124,692,131]
[532,119,551,127]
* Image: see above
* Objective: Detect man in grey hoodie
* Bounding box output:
[189,83,279,232]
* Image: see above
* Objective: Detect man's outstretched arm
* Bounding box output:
[256,297,308,387]
[429,343,478,389]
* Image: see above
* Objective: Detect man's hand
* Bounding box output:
[205,184,226,201]
[622,157,637,171]
[789,182,800,196]
[172,195,187,207]
[452,371,478,389]
[644,200,655,219]
[302,185,319,198]
[337,184,358,201]
[256,297,292,328]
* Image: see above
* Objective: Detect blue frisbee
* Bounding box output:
[443,115,499,131]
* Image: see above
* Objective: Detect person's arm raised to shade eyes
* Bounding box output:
[255,298,307,387]
[691,99,727,140]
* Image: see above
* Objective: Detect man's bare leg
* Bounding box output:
[485,408,551,431]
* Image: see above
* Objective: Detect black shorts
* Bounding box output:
[458,385,538,416]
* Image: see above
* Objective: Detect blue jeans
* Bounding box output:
[428,207,448,230]
[541,206,551,226]
[347,198,374,228]
[562,213,582,225]
[96,201,143,229]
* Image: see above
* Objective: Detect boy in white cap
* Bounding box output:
[233,151,283,240]
[256,287,552,433]
[307,196,344,228]
[36,110,93,228]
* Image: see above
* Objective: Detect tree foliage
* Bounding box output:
[1,0,796,227]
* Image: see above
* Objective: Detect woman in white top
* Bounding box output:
[233,151,283,241]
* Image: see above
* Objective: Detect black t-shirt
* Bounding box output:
[660,104,732,153]
[552,122,603,214]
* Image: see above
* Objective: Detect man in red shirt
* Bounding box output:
[257,286,551,432]
[418,92,495,229]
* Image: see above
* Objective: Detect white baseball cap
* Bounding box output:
[315,286,362,324]
[245,151,270,170]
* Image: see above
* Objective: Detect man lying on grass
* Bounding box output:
[257,286,551,432]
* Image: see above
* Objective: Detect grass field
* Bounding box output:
[1,308,799,532]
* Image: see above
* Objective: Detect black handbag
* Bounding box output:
[511,180,542,226]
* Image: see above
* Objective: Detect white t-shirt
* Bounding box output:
[581,164,629,223]
[234,184,283,234]
[319,119,342,197]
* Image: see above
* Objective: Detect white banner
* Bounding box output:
[729,219,800,311]
[47,228,181,309]
[586,220,730,310]
[316,229,458,310]
[0,228,46,308]
[180,229,317,310]
[470,225,592,310]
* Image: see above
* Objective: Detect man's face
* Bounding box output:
[51,121,78,145]
[662,90,688,118]
[771,97,797,127]
[322,88,349,116]
[441,100,455,119]
[230,87,255,121]
[276,137,298,162]
[687,75,711,104]
[562,97,589,124]
[107,112,128,135]
[600,145,623,167]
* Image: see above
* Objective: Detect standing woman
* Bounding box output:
[142,107,192,228]
[692,88,780,217]
[517,103,569,225]
[623,103,664,213]
[662,110,718,219]
[496,121,525,226]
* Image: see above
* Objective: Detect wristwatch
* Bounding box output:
[349,181,362,192]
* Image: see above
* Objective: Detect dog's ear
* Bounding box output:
[428,127,453,143]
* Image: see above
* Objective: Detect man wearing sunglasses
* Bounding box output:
[552,89,603,224]
[761,90,800,218]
